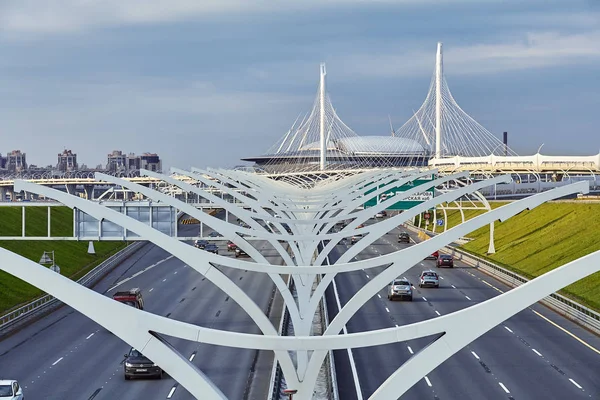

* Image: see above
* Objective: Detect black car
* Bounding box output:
[437,254,454,268]
[124,348,162,380]
[208,231,222,238]
[194,239,208,249]
[205,243,219,254]
[398,232,410,243]
[235,247,249,258]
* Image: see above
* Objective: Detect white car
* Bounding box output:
[0,380,24,400]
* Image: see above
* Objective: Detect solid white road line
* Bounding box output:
[504,326,513,333]
[569,378,583,389]
[424,376,432,387]
[407,346,414,354]
[52,357,63,366]
[86,333,94,340]
[498,382,510,393]
[532,349,543,357]
[167,386,177,398]
[471,351,480,360]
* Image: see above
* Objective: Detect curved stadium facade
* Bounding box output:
[241,136,431,173]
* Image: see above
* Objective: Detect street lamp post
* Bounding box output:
[283,389,298,399]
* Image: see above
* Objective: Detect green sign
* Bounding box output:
[364,177,435,210]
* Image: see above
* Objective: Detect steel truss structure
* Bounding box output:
[1,168,598,399]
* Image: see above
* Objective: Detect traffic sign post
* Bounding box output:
[437,219,444,226]
[364,176,435,211]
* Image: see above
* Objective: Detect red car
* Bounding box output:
[227,241,237,251]
[426,250,439,260]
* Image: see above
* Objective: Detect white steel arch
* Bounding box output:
[1,172,593,400]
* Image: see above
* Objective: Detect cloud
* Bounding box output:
[0,0,460,36]
[333,31,600,79]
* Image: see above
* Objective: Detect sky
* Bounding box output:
[0,0,599,171]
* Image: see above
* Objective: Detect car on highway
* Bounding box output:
[0,380,24,400]
[350,234,363,244]
[235,247,249,258]
[419,270,440,288]
[437,254,454,268]
[205,243,219,254]
[112,288,144,310]
[208,231,222,237]
[227,241,238,251]
[388,278,413,301]
[124,347,163,380]
[425,250,440,260]
[194,239,208,249]
[398,232,410,243]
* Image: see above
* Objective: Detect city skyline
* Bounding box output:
[0,1,598,170]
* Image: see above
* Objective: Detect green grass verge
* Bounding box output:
[0,206,127,314]
[421,202,600,311]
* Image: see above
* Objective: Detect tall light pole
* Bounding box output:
[319,63,327,171]
[435,42,443,159]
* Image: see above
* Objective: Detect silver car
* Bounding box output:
[419,270,440,288]
[388,278,413,301]
[0,380,24,400]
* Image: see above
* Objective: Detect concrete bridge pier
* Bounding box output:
[83,185,94,200]
[66,184,77,196]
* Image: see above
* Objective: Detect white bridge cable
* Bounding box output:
[394,46,519,159]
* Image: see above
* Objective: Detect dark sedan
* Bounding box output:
[205,243,219,254]
[398,232,410,243]
[436,254,454,268]
[124,348,162,380]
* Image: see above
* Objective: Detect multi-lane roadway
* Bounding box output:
[328,222,600,399]
[1,214,599,399]
[0,219,281,400]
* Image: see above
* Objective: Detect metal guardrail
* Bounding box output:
[405,224,600,336]
[0,241,145,335]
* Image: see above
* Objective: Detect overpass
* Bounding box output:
[0,167,599,400]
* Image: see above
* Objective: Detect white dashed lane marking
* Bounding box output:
[569,379,583,389]
[499,382,510,394]
[149,288,154,292]
[52,357,63,366]
[407,346,414,354]
[435,310,441,316]
[86,333,94,340]
[471,351,480,360]
[505,326,513,333]
[532,349,543,357]
[167,386,177,398]
[424,376,432,387]
[465,296,472,301]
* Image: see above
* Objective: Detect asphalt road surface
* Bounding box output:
[0,218,281,400]
[328,221,600,400]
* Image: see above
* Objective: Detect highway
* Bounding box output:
[327,221,600,399]
[0,215,281,400]
[2,212,599,399]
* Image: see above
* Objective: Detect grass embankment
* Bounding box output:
[419,202,600,311]
[0,206,127,314]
